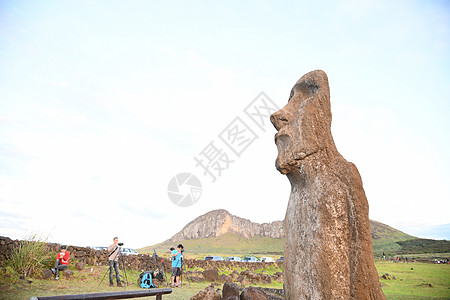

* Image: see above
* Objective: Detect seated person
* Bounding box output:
[50,245,70,280]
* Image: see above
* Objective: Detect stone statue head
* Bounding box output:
[270,70,336,175]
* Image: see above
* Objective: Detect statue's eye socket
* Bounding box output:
[288,89,294,101]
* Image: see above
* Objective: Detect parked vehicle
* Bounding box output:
[225,256,242,262]
[92,246,108,251]
[243,256,259,262]
[204,256,224,261]
[260,256,275,262]
[120,248,139,256]
[276,256,283,262]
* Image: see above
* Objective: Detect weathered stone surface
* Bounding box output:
[62,269,74,277]
[222,296,239,300]
[190,276,205,282]
[203,269,219,282]
[240,287,268,300]
[190,286,221,300]
[219,274,232,283]
[223,282,240,298]
[230,273,238,282]
[42,269,53,279]
[75,262,85,270]
[270,70,386,299]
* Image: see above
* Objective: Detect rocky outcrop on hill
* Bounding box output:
[167,209,283,241]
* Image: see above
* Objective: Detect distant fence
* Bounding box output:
[0,236,282,272]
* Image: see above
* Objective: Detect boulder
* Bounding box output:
[270,70,386,299]
[190,276,205,282]
[190,286,221,300]
[42,269,53,279]
[240,287,268,300]
[75,262,85,270]
[219,274,232,283]
[203,269,219,282]
[238,278,249,287]
[62,269,74,277]
[223,282,240,298]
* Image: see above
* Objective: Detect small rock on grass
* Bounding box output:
[190,286,221,300]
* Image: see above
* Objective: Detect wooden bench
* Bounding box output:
[30,288,172,300]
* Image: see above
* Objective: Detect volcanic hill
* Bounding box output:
[139,209,448,256]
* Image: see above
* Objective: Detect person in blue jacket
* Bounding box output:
[170,244,184,287]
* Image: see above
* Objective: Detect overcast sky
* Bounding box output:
[1,0,449,248]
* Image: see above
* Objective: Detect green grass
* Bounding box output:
[5,233,55,278]
[376,261,450,299]
[0,263,281,300]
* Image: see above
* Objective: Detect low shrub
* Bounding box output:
[6,233,54,278]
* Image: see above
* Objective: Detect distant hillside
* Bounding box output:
[140,209,283,256]
[166,209,283,242]
[139,233,285,257]
[369,219,416,255]
[139,209,448,257]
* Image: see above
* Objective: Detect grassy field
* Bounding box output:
[1,260,449,299]
[377,260,450,299]
[0,264,281,300]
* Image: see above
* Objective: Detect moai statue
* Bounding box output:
[271,70,386,300]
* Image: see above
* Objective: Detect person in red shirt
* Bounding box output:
[50,245,70,280]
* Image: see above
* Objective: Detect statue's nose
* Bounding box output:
[270,109,291,131]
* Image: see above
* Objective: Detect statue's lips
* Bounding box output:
[274,131,289,146]
[274,132,282,144]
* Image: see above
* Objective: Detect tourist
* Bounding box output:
[50,245,70,280]
[171,244,184,287]
[108,237,122,287]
